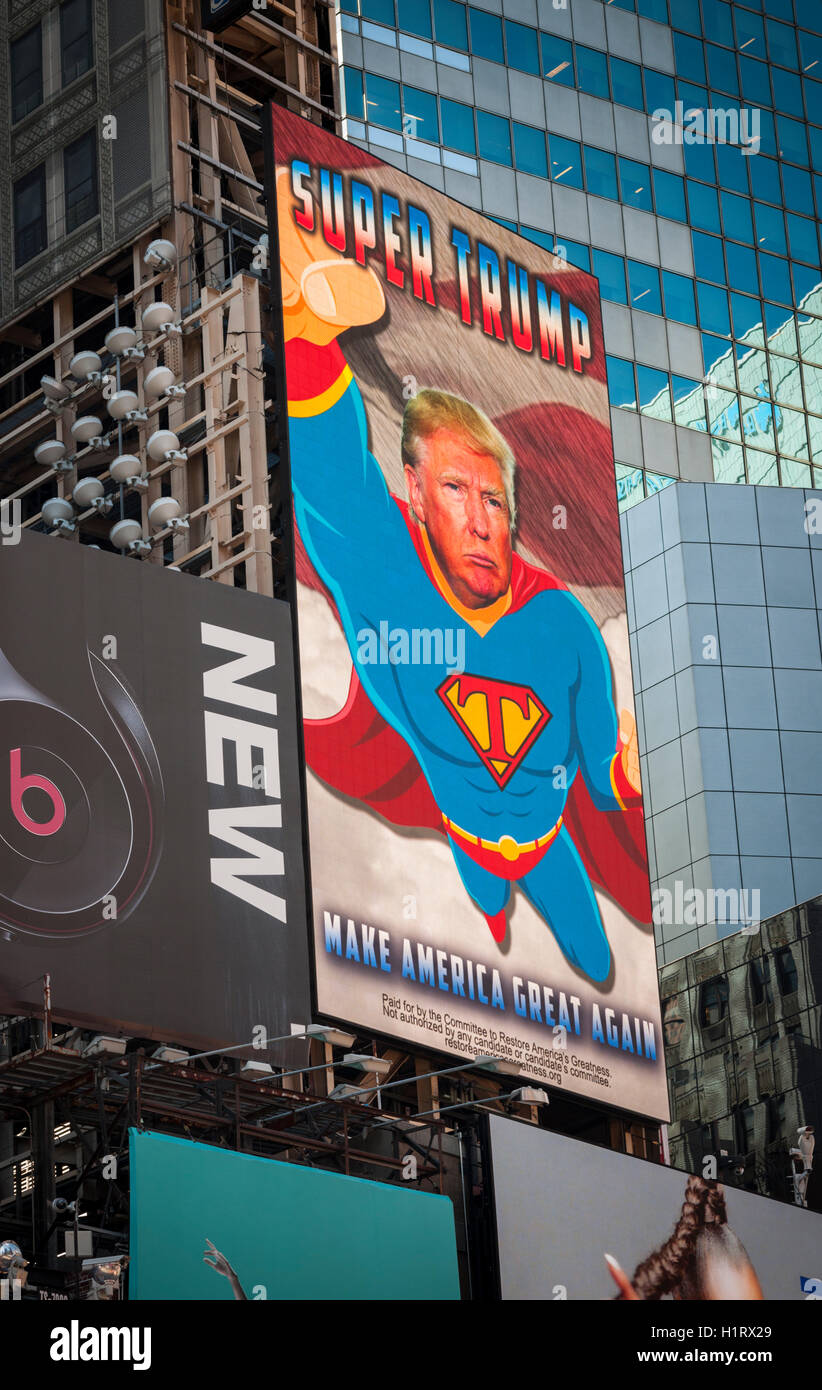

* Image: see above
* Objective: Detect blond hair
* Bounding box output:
[401,388,517,530]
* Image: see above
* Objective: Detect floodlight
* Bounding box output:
[109,518,144,550]
[34,439,67,468]
[42,497,74,529]
[40,375,70,401]
[141,302,176,334]
[151,1046,189,1064]
[107,389,144,421]
[144,239,178,269]
[69,350,102,381]
[70,415,104,445]
[240,1060,274,1078]
[143,365,176,399]
[82,1035,127,1058]
[105,325,138,357]
[109,453,146,486]
[297,1025,357,1048]
[148,496,183,530]
[509,1086,549,1106]
[340,1053,393,1075]
[72,476,106,509]
[147,428,185,463]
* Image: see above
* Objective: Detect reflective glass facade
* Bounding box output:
[335,0,822,498]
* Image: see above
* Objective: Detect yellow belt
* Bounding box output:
[442,813,563,863]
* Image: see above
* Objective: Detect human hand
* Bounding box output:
[618,708,641,794]
[276,167,385,345]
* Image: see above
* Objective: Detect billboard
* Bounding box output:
[129,1128,461,1299]
[0,530,310,1046]
[488,1114,822,1300]
[268,108,667,1120]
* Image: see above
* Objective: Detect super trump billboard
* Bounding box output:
[268,107,667,1121]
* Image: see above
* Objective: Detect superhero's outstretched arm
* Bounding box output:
[286,338,408,613]
[572,606,642,813]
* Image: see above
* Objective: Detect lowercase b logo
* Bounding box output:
[0,648,163,938]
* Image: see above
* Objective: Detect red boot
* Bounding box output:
[485,909,507,943]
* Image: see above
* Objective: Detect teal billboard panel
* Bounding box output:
[129,1129,460,1300]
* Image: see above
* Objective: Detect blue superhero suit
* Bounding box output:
[287,339,637,982]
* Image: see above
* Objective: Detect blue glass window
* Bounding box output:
[809,127,822,176]
[707,44,738,96]
[701,332,733,376]
[786,213,818,265]
[739,57,771,108]
[754,108,777,160]
[606,355,637,410]
[584,145,618,200]
[637,365,672,418]
[721,191,753,243]
[777,115,809,166]
[433,0,467,49]
[691,230,725,283]
[513,122,547,177]
[749,155,782,205]
[521,226,552,251]
[726,245,759,295]
[610,57,643,110]
[782,163,812,211]
[683,137,716,184]
[798,29,822,76]
[549,134,583,188]
[670,0,700,35]
[715,144,749,195]
[365,72,402,130]
[687,180,721,233]
[662,270,697,325]
[653,168,686,221]
[476,109,511,164]
[644,68,675,114]
[505,20,538,74]
[753,201,785,253]
[402,85,439,141]
[397,0,432,37]
[759,252,792,305]
[540,33,573,84]
[576,45,609,98]
[771,67,803,118]
[558,239,590,271]
[637,0,668,19]
[734,9,765,58]
[592,248,627,304]
[793,263,822,310]
[628,260,662,314]
[767,19,797,71]
[674,32,706,85]
[344,68,364,120]
[697,281,731,335]
[619,157,652,211]
[764,302,797,355]
[701,0,733,48]
[469,7,502,61]
[440,97,475,153]
[731,291,764,342]
[361,0,395,23]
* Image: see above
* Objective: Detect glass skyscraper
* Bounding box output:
[333,0,822,508]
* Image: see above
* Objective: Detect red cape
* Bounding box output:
[302,500,652,924]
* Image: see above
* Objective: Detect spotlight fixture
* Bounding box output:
[148,495,188,532]
[339,1053,393,1076]
[72,476,112,514]
[141,302,178,335]
[69,350,102,381]
[109,453,148,489]
[82,1035,127,1059]
[107,389,146,422]
[70,415,105,447]
[40,374,70,402]
[151,1046,189,1064]
[147,428,186,464]
[41,496,75,534]
[104,324,138,357]
[34,439,68,469]
[143,365,182,400]
[109,518,151,554]
[144,238,178,270]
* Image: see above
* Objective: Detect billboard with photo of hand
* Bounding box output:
[268,107,667,1121]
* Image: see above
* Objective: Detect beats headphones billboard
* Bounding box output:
[0,531,310,1046]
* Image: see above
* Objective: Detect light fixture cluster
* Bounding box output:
[31,251,191,555]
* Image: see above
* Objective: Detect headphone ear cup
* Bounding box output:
[0,654,163,939]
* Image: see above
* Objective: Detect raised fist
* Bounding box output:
[276,167,385,345]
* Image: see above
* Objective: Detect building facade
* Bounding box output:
[334,0,822,501]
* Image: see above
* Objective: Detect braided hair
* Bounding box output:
[626,1176,730,1300]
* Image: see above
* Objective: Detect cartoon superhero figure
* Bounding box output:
[278,170,643,983]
